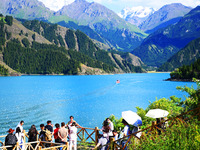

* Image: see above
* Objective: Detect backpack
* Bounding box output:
[5,134,17,145]
[45,129,52,141]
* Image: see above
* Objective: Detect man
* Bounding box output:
[5,128,18,150]
[58,122,68,143]
[45,120,53,133]
[39,124,46,147]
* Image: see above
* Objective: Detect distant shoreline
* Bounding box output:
[164,78,193,82]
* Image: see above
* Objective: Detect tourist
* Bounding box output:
[92,134,108,150]
[156,118,161,135]
[58,122,68,150]
[45,120,53,133]
[112,130,118,141]
[15,120,24,133]
[101,120,111,140]
[122,119,130,150]
[106,118,114,137]
[54,123,61,143]
[15,121,25,150]
[28,125,38,148]
[122,119,130,137]
[132,126,141,138]
[45,120,53,147]
[67,116,82,128]
[39,124,46,147]
[106,118,114,131]
[161,117,166,129]
[5,128,17,150]
[69,122,77,150]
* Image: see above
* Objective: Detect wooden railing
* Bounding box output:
[106,105,200,150]
[0,126,100,150]
[0,141,68,150]
[77,127,99,144]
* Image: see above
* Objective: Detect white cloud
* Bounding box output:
[38,0,200,12]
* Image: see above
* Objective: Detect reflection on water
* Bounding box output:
[0,73,196,138]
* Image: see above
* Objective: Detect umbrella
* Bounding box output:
[145,109,169,118]
[122,110,142,127]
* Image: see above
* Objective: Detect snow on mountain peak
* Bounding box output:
[119,6,155,19]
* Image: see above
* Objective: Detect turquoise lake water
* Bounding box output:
[0,73,196,136]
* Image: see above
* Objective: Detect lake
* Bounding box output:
[0,73,196,136]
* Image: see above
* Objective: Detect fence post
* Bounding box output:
[39,146,42,150]
[82,129,85,142]
[95,127,99,145]
[110,137,115,150]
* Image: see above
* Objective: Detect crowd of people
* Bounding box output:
[2,116,165,150]
[3,116,81,150]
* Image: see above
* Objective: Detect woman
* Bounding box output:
[101,120,111,140]
[28,125,38,148]
[15,126,24,150]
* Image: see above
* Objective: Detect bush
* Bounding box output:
[5,15,13,26]
[130,120,200,150]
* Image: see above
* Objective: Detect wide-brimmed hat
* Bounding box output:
[7,128,14,133]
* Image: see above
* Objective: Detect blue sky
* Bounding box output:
[38,0,200,13]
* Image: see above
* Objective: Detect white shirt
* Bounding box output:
[69,126,77,141]
[109,122,114,131]
[123,125,129,136]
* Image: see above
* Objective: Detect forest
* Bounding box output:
[170,59,200,80]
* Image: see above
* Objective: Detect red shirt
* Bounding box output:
[54,128,59,139]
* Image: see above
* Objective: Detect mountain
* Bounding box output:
[139,3,192,33]
[0,0,54,20]
[0,15,145,75]
[132,6,200,67]
[118,6,155,26]
[54,0,147,52]
[158,38,200,72]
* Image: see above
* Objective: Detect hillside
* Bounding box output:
[53,0,147,52]
[158,38,200,72]
[0,15,146,75]
[132,6,200,67]
[139,3,192,34]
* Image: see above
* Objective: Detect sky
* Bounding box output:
[38,0,200,13]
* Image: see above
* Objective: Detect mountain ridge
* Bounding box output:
[132,6,200,67]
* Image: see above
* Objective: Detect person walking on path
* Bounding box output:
[69,122,77,150]
[5,128,18,150]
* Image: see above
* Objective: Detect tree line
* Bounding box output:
[170,59,200,80]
